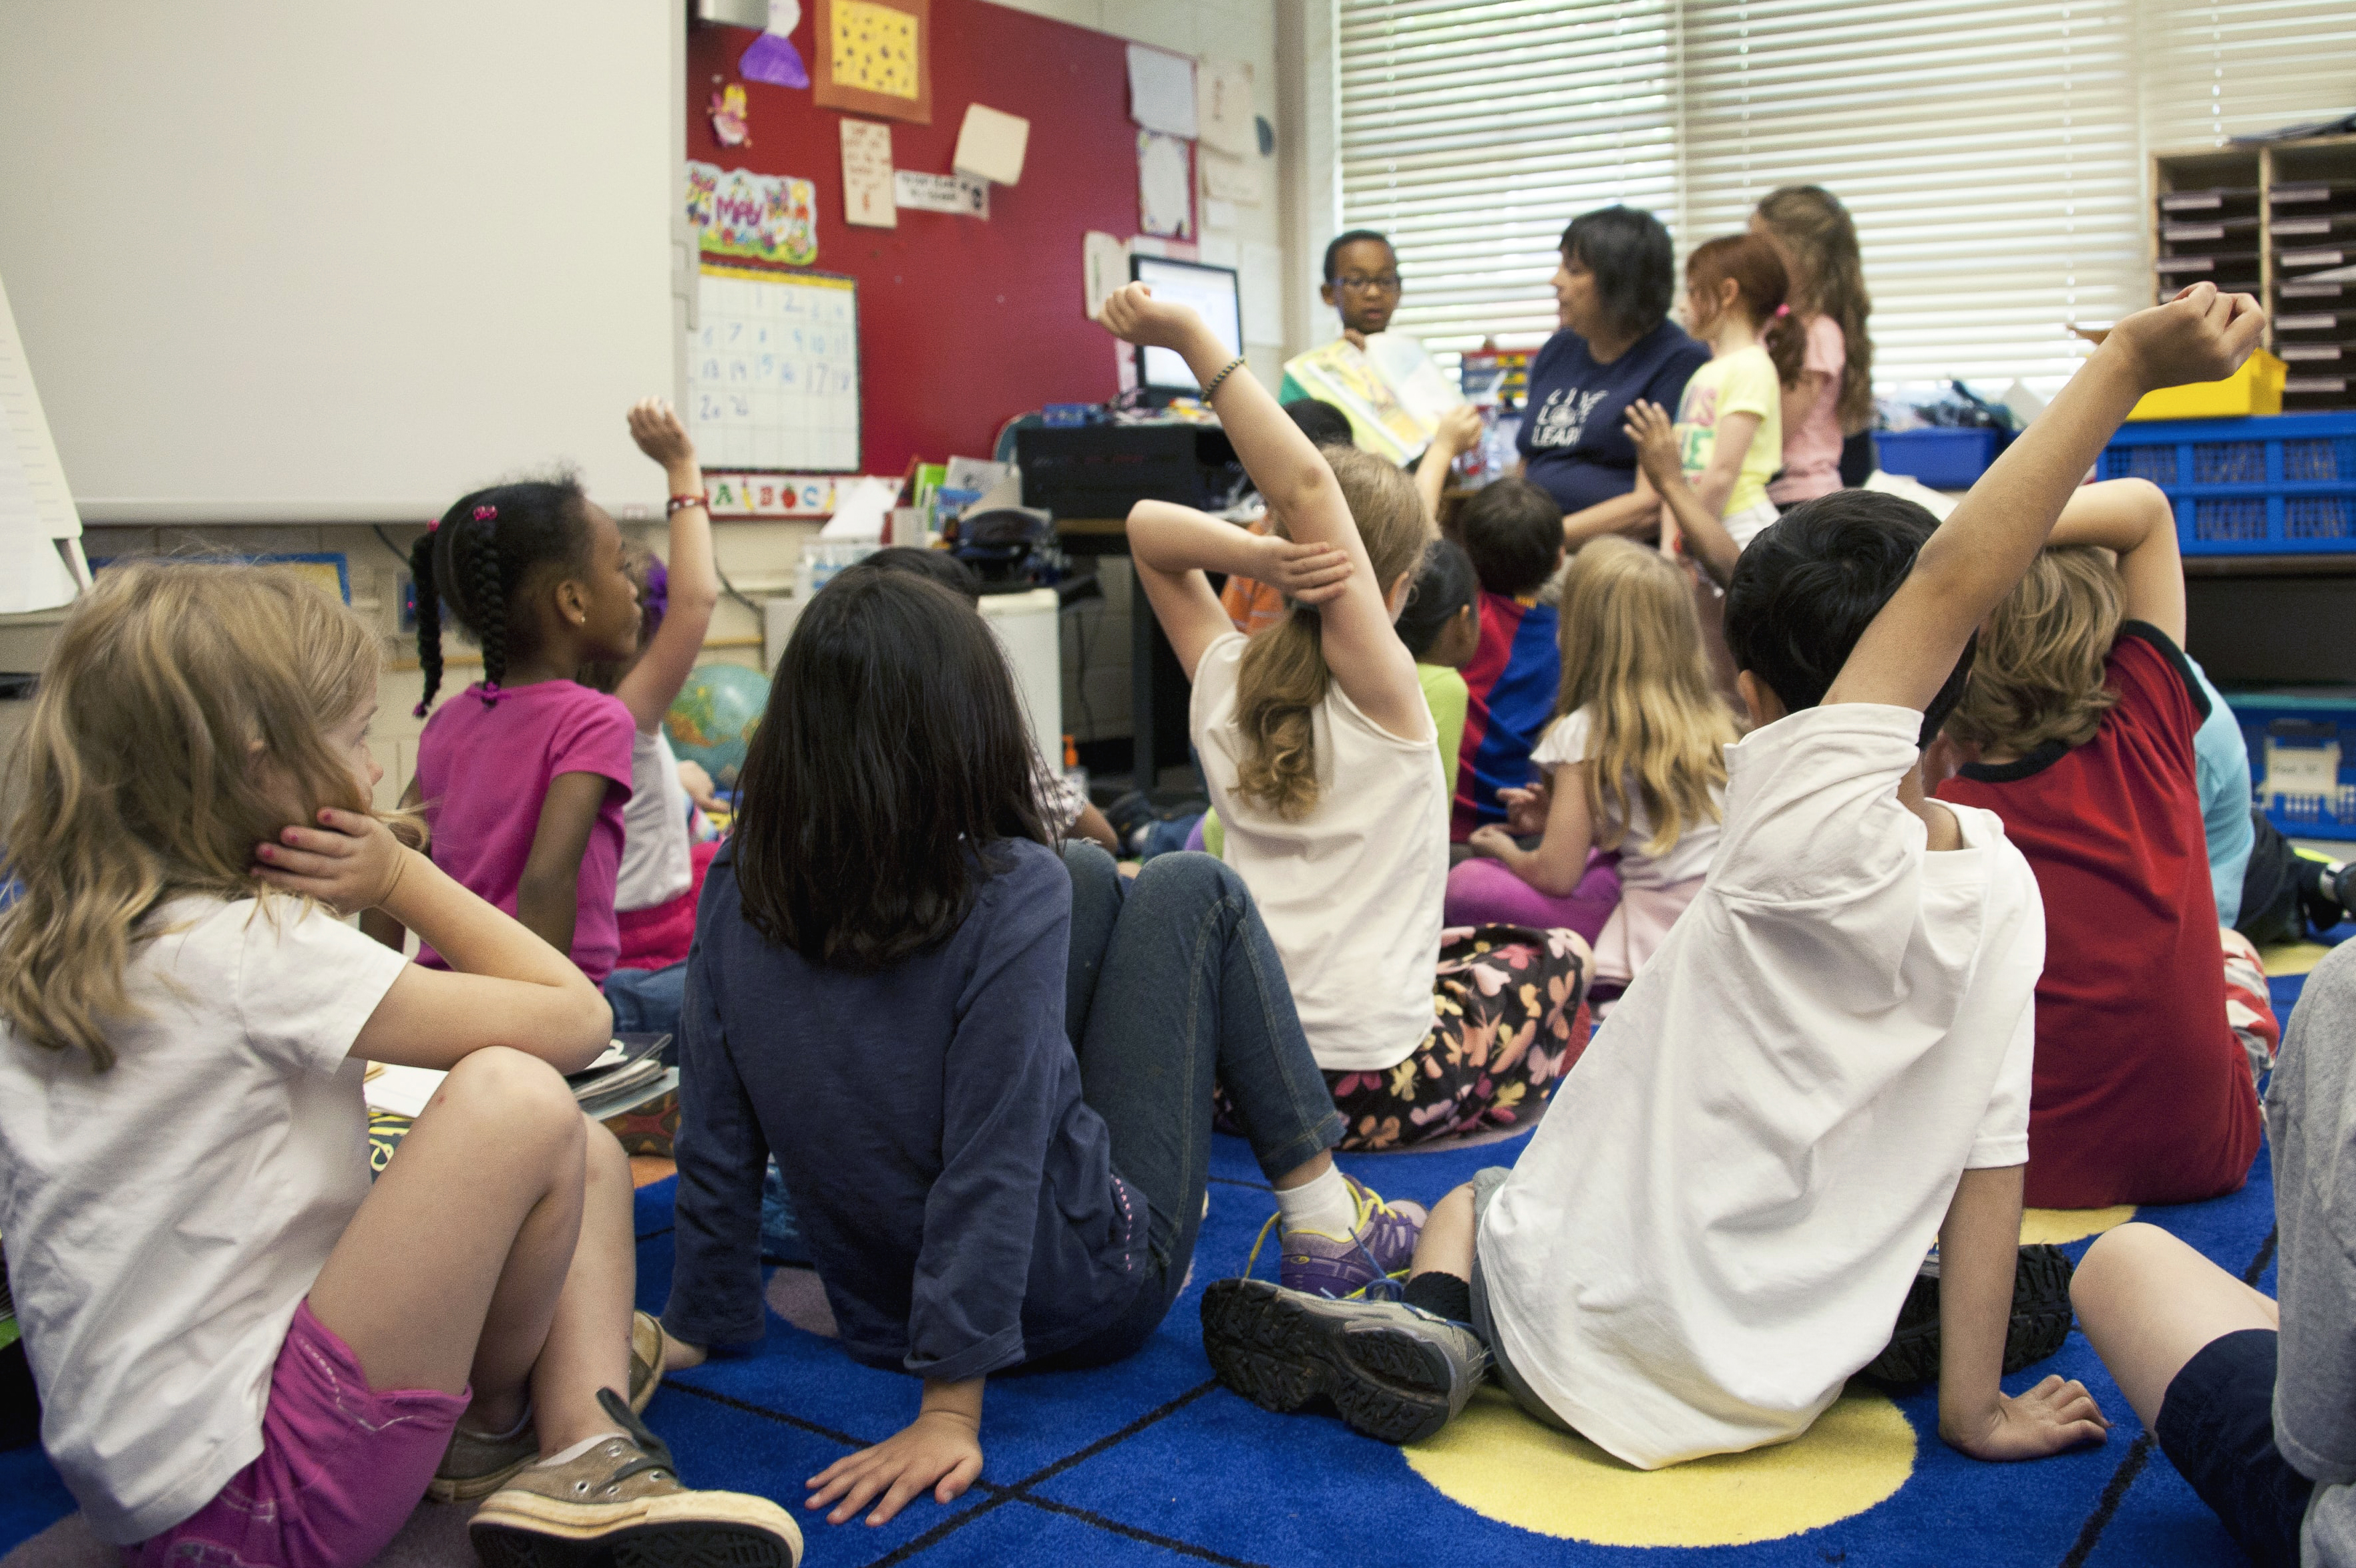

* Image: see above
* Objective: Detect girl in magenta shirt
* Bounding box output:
[375,471,646,981]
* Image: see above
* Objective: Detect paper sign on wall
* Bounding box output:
[1137,130,1191,239]
[894,169,989,218]
[1199,149,1261,206]
[686,160,817,266]
[953,104,1029,186]
[1126,44,1197,138]
[1082,230,1127,319]
[839,120,896,227]
[1195,59,1254,156]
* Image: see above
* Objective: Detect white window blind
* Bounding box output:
[1339,0,2356,389]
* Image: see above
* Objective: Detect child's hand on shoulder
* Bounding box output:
[1100,282,1207,353]
[1941,1374,2109,1462]
[1252,532,1352,604]
[627,397,699,476]
[2107,282,2265,395]
[1623,400,1682,483]
[253,807,412,916]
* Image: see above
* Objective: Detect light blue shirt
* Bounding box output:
[2187,654,2252,928]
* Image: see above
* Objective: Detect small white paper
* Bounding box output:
[365,1063,447,1119]
[1240,240,1284,345]
[1195,58,1255,156]
[0,273,85,614]
[1083,230,1128,319]
[1126,43,1198,138]
[1199,148,1262,205]
[895,170,990,218]
[953,104,1030,186]
[1201,198,1237,231]
[840,120,896,229]
[1138,130,1192,239]
[819,475,903,540]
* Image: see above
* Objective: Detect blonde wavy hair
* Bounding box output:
[1554,538,1739,855]
[1235,444,1432,819]
[0,560,384,1068]
[1943,546,2122,757]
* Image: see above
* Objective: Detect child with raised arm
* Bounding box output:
[1933,478,2277,1208]
[1197,282,2265,1463]
[0,562,798,1568]
[1102,283,1592,1153]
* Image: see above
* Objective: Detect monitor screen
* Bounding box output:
[1129,255,1244,392]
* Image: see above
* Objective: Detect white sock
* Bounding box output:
[1275,1166,1358,1237]
[537,1430,632,1468]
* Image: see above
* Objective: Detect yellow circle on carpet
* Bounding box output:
[1403,1385,1915,1547]
[2021,1205,2138,1245]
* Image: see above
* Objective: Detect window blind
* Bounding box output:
[1338,0,2356,389]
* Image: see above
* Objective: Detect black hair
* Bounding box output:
[1283,398,1356,448]
[409,479,592,714]
[1456,478,1563,598]
[1723,490,1976,747]
[731,572,1050,972]
[1394,539,1478,660]
[1559,206,1677,341]
[1322,229,1394,282]
[837,546,982,605]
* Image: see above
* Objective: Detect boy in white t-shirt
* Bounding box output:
[1199,282,2267,1466]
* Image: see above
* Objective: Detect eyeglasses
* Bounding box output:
[1335,273,1402,294]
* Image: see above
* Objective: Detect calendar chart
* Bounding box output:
[691,266,861,472]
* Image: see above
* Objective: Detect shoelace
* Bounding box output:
[1242,1195,1410,1303]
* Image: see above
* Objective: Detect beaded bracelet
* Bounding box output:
[1200,357,1245,400]
[666,492,709,515]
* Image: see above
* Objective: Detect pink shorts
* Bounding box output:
[125,1301,467,1568]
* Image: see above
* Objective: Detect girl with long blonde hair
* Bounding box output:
[1102,284,1593,1153]
[1450,536,1740,988]
[0,561,796,1568]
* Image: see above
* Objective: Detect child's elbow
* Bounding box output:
[555,985,615,1071]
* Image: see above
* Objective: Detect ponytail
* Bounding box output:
[409,530,443,715]
[1762,305,1806,390]
[1686,232,1803,388]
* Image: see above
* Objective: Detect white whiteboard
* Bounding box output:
[0,4,682,524]
[689,268,861,473]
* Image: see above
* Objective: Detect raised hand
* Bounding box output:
[627,397,699,473]
[1430,403,1485,459]
[1622,399,1683,487]
[1100,282,1209,353]
[2108,282,2266,396]
[253,807,412,916]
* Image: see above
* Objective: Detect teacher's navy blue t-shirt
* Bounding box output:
[1517,321,1712,515]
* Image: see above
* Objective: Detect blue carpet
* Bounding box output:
[3,959,2325,1567]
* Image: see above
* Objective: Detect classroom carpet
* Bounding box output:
[0,944,2336,1568]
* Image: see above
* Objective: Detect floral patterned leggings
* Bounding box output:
[1324,924,1591,1151]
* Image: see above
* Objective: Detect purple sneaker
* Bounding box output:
[1276,1176,1428,1300]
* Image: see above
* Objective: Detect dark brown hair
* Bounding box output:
[1686,232,1803,389]
[1755,185,1876,433]
[729,572,1049,971]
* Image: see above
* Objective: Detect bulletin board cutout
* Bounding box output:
[813,0,932,125]
[691,266,862,473]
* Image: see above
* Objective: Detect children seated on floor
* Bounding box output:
[372,416,663,984]
[0,562,795,1568]
[1452,477,1571,839]
[1931,477,2276,1209]
[1446,536,1737,969]
[2071,938,2356,1568]
[1194,280,2264,1465]
[1103,284,1591,1153]
[659,553,1420,1529]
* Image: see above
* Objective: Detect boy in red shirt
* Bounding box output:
[1934,477,2273,1209]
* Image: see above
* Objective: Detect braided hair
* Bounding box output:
[410,478,592,715]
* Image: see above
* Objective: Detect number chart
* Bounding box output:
[690,265,861,473]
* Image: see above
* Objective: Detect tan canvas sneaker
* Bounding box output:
[427,1310,668,1503]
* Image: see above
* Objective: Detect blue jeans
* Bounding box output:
[1036,845,1342,1367]
[604,961,686,1038]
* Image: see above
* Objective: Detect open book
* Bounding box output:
[1281,332,1466,465]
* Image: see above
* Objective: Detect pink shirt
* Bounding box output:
[1767,313,1846,505]
[413,680,636,982]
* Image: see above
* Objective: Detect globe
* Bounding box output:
[666,662,771,789]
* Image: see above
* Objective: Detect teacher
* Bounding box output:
[1517,206,1711,547]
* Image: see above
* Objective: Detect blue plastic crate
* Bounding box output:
[2100,412,2356,556]
[2223,688,2356,841]
[1875,427,2013,488]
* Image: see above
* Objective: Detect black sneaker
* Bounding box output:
[2299,857,2354,936]
[1199,1277,1489,1445]
[1858,1243,2076,1389]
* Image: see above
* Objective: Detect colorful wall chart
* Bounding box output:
[690,266,861,472]
[813,0,932,124]
[686,161,818,267]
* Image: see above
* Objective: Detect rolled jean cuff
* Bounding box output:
[1250,1105,1346,1181]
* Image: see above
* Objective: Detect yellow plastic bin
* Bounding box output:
[2128,351,2287,421]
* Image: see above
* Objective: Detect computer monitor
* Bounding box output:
[1129,254,1244,397]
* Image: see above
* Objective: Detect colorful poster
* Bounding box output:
[831,0,918,97]
[685,160,818,267]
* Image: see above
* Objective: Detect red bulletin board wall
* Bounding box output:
[687,3,1155,475]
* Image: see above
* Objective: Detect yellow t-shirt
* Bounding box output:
[1674,344,1783,518]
